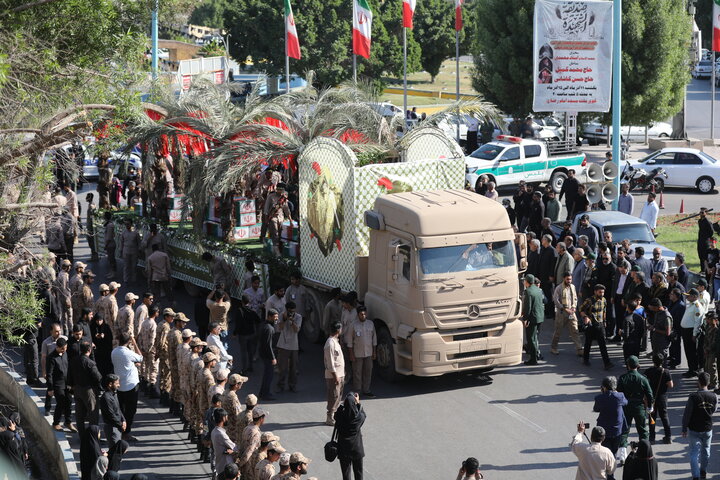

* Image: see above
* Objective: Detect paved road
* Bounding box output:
[14,183,709,479]
[686,76,720,140]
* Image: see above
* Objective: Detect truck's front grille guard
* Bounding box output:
[428,304,510,329]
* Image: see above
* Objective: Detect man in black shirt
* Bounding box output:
[71,341,102,435]
[559,169,579,220]
[258,309,278,401]
[644,353,673,444]
[698,208,714,272]
[682,372,718,480]
[233,294,260,375]
[99,373,126,451]
[46,337,75,432]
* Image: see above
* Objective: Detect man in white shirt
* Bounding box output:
[284,273,308,320]
[207,322,233,371]
[111,332,143,442]
[211,408,238,474]
[243,275,266,317]
[276,302,302,393]
[265,286,286,321]
[323,321,344,426]
[571,423,615,480]
[681,288,704,379]
[639,192,659,234]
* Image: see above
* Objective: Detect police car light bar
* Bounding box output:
[496,135,523,144]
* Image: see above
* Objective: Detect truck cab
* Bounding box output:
[465,135,585,193]
[364,189,527,378]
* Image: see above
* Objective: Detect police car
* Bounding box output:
[465,135,587,192]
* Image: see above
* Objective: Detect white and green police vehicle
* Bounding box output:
[465,135,587,193]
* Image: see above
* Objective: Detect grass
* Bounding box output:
[378,93,447,107]
[655,213,720,272]
[382,59,477,91]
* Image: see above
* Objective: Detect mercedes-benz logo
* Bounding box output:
[467,304,481,319]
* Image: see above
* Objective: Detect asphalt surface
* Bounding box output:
[686,76,720,140]
[12,181,714,480]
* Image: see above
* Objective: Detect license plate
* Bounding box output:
[460,340,485,353]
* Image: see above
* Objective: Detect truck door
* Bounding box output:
[388,239,412,304]
[497,146,522,183]
[522,144,546,182]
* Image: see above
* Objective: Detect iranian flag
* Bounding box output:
[403,0,416,29]
[714,0,720,52]
[353,0,372,59]
[285,0,301,59]
[455,0,463,31]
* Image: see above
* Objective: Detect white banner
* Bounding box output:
[533,0,613,112]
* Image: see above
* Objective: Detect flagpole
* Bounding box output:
[352,0,357,83]
[285,15,291,94]
[712,51,716,141]
[455,29,460,143]
[403,28,408,119]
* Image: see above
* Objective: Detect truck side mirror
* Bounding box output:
[516,233,528,272]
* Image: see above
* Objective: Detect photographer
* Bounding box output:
[456,457,483,480]
[571,422,615,480]
[622,440,658,480]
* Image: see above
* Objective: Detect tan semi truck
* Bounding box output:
[297,131,527,379]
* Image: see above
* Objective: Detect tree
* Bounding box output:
[224,0,420,87]
[470,0,534,116]
[414,0,463,82]
[189,0,229,29]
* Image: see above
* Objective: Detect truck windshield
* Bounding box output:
[603,224,655,243]
[419,240,516,274]
[468,144,504,160]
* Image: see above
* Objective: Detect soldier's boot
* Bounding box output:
[169,399,177,415]
[188,427,195,443]
[177,403,184,420]
[148,385,159,399]
[196,434,204,453]
[159,391,169,406]
[139,378,147,394]
[183,420,189,431]
[201,447,211,463]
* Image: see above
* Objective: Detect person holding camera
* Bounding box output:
[456,457,483,480]
[622,439,658,480]
[571,422,615,480]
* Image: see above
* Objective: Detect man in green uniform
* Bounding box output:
[522,274,545,365]
[617,355,654,463]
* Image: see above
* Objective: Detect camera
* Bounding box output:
[629,441,638,451]
[584,423,590,429]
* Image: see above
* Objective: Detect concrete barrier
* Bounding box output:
[0,361,79,480]
[648,138,705,151]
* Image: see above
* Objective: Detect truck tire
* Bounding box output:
[549,170,567,193]
[375,323,402,383]
[302,289,324,344]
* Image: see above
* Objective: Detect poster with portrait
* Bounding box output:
[533,0,613,112]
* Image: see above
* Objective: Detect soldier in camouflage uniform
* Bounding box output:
[114,293,139,351]
[154,308,175,405]
[238,394,258,439]
[189,342,207,440]
[168,312,189,415]
[71,271,95,324]
[248,432,280,480]
[198,352,217,425]
[93,282,118,331]
[69,261,86,296]
[176,329,194,423]
[54,259,73,335]
[221,374,248,444]
[185,338,206,441]
[137,304,160,398]
[238,407,267,480]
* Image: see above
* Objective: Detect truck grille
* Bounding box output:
[428,300,511,328]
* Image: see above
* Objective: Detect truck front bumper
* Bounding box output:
[403,318,524,376]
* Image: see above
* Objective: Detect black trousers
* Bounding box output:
[117,386,138,434]
[52,387,72,425]
[649,394,670,440]
[339,455,363,480]
[681,327,698,373]
[602,435,622,455]
[584,323,611,365]
[23,336,39,382]
[669,331,682,367]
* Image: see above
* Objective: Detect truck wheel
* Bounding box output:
[302,289,324,344]
[549,170,567,193]
[375,323,401,383]
[183,281,203,297]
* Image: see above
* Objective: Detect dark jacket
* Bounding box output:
[576,224,600,252]
[334,394,366,458]
[593,390,628,437]
[70,354,103,392]
[0,429,24,473]
[258,322,276,361]
[528,201,545,234]
[633,256,653,286]
[46,350,69,390]
[676,264,690,289]
[537,245,557,283]
[560,176,579,202]
[625,280,650,307]
[99,390,125,430]
[622,439,658,480]
[624,312,646,349]
[667,298,686,330]
[233,306,259,337]
[522,285,545,325]
[594,261,616,297]
[682,389,718,433]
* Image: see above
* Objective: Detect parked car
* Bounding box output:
[581,122,672,145]
[65,144,141,181]
[367,102,404,124]
[503,115,564,141]
[550,211,676,263]
[628,148,720,194]
[435,114,505,147]
[692,60,714,79]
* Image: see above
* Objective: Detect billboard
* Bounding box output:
[533,0,613,112]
